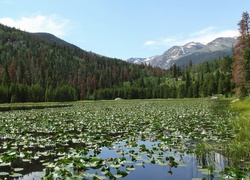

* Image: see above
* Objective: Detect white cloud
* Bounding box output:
[144,40,156,46]
[188,26,238,44]
[0,14,70,37]
[144,26,239,48]
[190,26,216,37]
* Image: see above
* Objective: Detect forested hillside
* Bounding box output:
[0,24,166,102]
[0,23,241,103]
[96,11,250,100]
[0,11,249,103]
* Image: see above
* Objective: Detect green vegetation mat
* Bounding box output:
[0,99,249,179]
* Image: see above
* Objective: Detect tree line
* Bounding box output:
[94,11,250,99]
[0,11,249,103]
[93,56,234,100]
[0,24,166,102]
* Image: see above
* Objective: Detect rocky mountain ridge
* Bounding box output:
[127,37,237,69]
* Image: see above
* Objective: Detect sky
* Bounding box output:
[0,1,250,60]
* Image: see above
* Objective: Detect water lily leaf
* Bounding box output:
[135,156,143,160]
[124,160,134,164]
[0,172,9,175]
[142,159,151,163]
[126,166,135,171]
[90,157,102,162]
[113,174,123,178]
[14,168,24,172]
[178,163,187,167]
[100,170,108,175]
[10,173,23,177]
[110,164,120,168]
[0,162,11,167]
[83,173,96,177]
[42,162,50,166]
[89,163,98,168]
[135,163,144,166]
[117,170,129,177]
[199,168,211,175]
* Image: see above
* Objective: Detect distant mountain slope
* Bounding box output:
[127,37,237,69]
[127,56,159,65]
[0,23,166,102]
[175,49,233,68]
[32,32,79,49]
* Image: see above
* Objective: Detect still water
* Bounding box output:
[11,141,225,180]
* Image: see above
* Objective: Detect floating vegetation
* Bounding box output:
[0,99,247,179]
[0,103,72,111]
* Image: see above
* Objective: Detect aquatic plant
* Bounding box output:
[0,99,244,179]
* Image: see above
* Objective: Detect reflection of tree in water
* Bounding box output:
[168,168,173,175]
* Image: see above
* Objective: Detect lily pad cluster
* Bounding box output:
[0,99,236,179]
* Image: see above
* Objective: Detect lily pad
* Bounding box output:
[126,166,135,171]
[0,172,9,175]
[135,163,144,166]
[198,168,211,175]
[110,164,121,168]
[14,168,24,172]
[22,159,31,162]
[9,173,23,177]
[113,174,123,178]
[0,162,11,167]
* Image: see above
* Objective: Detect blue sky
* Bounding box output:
[0,0,249,60]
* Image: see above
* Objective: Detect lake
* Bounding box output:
[0,99,236,179]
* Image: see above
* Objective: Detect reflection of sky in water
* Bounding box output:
[91,140,222,180]
[17,140,225,180]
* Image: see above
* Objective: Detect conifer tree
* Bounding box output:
[232,12,250,96]
[243,34,250,88]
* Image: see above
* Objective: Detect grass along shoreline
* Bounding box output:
[215,97,250,179]
[225,97,250,177]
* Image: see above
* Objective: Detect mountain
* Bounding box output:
[127,37,237,69]
[0,23,166,102]
[127,55,159,65]
[32,32,80,49]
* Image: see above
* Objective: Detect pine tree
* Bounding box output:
[192,81,199,98]
[243,35,250,89]
[232,12,250,95]
[177,84,185,98]
[185,71,191,95]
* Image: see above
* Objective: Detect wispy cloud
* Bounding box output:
[144,40,156,46]
[144,26,239,48]
[0,14,70,37]
[188,26,238,44]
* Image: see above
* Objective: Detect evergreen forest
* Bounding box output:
[0,11,250,103]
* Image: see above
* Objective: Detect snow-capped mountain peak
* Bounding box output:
[127,37,237,69]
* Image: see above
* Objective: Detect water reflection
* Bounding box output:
[1,140,227,180]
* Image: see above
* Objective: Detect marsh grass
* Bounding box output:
[224,97,250,177]
[230,97,250,160]
[195,142,215,168]
[194,98,250,178]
